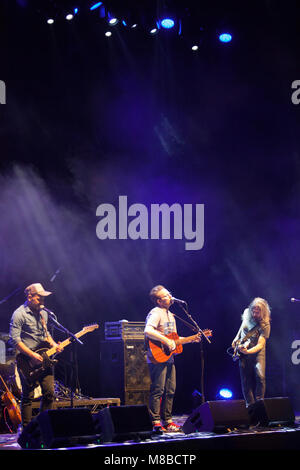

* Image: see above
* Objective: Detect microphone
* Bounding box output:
[291,298,300,302]
[40,305,57,319]
[171,297,187,305]
[50,268,61,283]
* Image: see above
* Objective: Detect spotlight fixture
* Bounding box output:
[150,27,158,35]
[47,18,54,24]
[108,17,118,26]
[123,21,137,28]
[105,31,112,37]
[66,13,74,21]
[219,32,232,43]
[160,18,175,29]
[191,45,199,51]
[90,2,102,10]
[218,388,233,399]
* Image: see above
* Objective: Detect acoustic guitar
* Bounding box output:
[0,374,21,432]
[17,324,98,386]
[147,329,212,363]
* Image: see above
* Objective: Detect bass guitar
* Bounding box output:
[17,324,98,386]
[147,329,212,364]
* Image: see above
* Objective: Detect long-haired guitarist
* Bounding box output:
[144,285,201,433]
[231,297,271,407]
[9,283,63,428]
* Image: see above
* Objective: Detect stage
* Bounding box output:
[1,412,300,458]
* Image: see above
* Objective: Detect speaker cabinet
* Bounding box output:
[183,400,250,434]
[99,340,151,405]
[18,408,98,449]
[248,397,295,426]
[95,405,153,442]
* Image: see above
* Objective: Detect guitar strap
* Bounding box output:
[39,312,51,342]
[240,324,260,343]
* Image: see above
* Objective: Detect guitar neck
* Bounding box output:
[46,329,88,357]
[176,334,198,346]
[0,374,9,393]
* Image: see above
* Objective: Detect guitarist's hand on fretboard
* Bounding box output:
[192,332,202,343]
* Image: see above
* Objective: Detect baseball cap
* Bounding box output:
[24,283,52,297]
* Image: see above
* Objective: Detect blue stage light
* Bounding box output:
[219,33,232,43]
[161,18,175,29]
[218,388,233,399]
[90,2,102,10]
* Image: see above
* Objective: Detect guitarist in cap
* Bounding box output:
[231,297,271,407]
[9,283,63,428]
[144,285,201,432]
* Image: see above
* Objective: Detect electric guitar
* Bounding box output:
[229,325,260,362]
[16,324,99,386]
[147,330,212,364]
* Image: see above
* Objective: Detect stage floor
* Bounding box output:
[1,413,300,458]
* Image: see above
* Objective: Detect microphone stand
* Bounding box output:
[175,302,210,405]
[48,313,83,408]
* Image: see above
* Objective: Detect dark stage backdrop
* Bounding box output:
[0,1,300,413]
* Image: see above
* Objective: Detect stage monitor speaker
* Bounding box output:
[95,404,153,442]
[18,408,99,449]
[183,400,250,434]
[248,397,295,426]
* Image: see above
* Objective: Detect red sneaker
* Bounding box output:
[164,422,182,432]
[153,424,166,433]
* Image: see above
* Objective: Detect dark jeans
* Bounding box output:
[148,362,176,425]
[239,349,266,407]
[18,366,55,427]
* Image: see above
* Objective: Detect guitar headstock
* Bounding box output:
[202,329,213,338]
[83,324,99,333]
